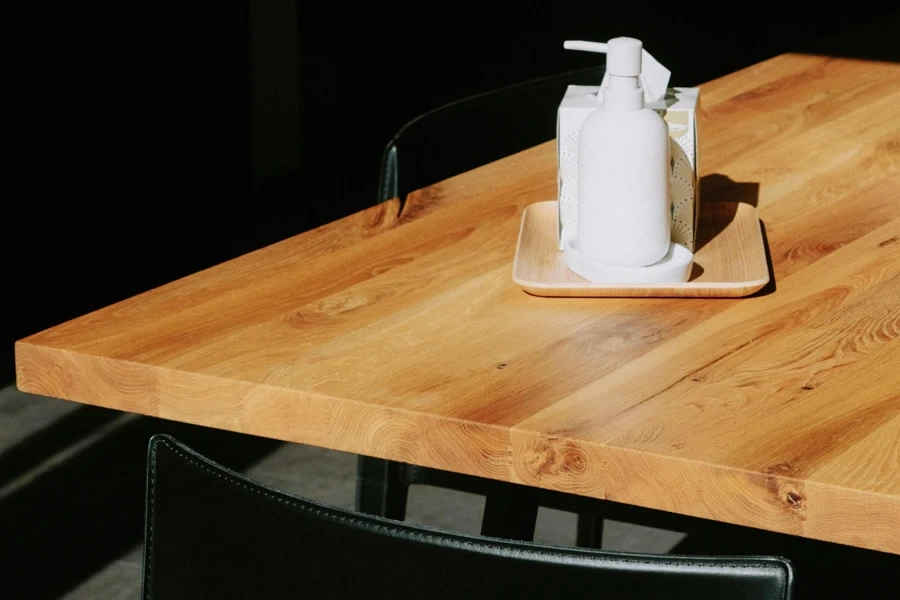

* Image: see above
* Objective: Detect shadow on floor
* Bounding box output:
[0,400,283,599]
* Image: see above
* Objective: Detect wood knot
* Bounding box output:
[786,491,804,508]
[534,447,557,475]
[496,363,508,370]
[768,462,794,474]
[562,450,586,474]
[532,441,588,477]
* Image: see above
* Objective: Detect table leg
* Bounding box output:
[576,514,604,549]
[355,456,409,521]
[480,485,540,541]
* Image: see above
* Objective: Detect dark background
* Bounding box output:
[4,4,898,380]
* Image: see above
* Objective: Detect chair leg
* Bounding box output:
[576,514,604,549]
[480,485,540,541]
[355,456,409,521]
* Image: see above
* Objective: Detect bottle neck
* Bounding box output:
[603,75,643,111]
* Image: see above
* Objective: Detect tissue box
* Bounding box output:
[557,85,700,251]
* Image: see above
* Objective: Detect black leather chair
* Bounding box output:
[377,66,604,210]
[143,434,794,599]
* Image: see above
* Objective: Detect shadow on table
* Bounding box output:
[0,402,283,599]
[752,221,777,297]
[700,174,759,209]
[694,175,760,257]
[690,174,775,296]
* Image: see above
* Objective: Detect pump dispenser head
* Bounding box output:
[564,38,671,105]
[602,37,644,111]
[606,37,642,77]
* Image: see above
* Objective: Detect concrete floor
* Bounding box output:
[1,383,684,599]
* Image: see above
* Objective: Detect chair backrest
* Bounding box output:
[143,435,793,599]
[378,67,605,206]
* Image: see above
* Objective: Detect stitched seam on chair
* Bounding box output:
[155,440,786,575]
[146,443,158,600]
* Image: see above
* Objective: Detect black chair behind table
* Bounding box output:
[360,66,613,545]
[143,434,794,599]
[356,67,620,547]
[377,66,605,210]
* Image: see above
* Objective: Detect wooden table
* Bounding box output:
[16,53,899,554]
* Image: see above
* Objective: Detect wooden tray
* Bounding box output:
[512,201,769,298]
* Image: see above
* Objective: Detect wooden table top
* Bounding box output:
[16,53,899,554]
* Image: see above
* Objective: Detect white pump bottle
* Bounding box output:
[573,37,671,268]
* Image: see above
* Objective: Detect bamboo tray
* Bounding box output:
[512,200,769,298]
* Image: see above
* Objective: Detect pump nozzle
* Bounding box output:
[563,40,608,54]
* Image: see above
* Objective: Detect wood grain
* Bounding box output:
[512,201,769,297]
[16,55,900,553]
